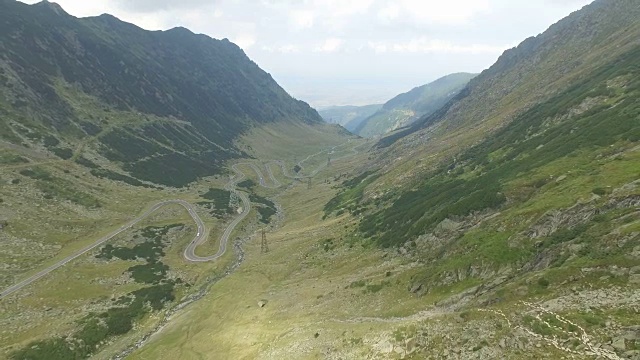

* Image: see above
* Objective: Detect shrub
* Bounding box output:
[537,277,550,287]
[592,187,607,196]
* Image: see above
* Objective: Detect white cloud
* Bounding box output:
[313,38,345,53]
[389,0,491,26]
[368,38,511,54]
[232,34,257,50]
[368,41,389,53]
[317,0,374,17]
[279,44,299,53]
[290,10,314,30]
[113,0,214,13]
[377,3,400,22]
[262,44,299,53]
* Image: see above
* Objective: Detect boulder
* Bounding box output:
[612,337,626,351]
[405,338,417,354]
[409,283,423,293]
[624,350,640,359]
[628,274,640,285]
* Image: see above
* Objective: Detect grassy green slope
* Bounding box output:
[354,73,475,137]
[378,0,640,150]
[355,45,640,247]
[0,119,351,359]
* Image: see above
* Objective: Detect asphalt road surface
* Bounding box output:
[183,165,252,262]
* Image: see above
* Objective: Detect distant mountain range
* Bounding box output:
[318,104,382,132]
[352,73,476,137]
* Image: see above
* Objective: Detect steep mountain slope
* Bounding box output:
[354,73,475,137]
[318,104,382,132]
[315,0,640,357]
[0,3,351,358]
[0,0,326,187]
[378,0,639,150]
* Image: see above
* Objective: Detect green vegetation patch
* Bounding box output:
[0,153,29,165]
[346,279,389,293]
[237,179,256,190]
[199,188,233,218]
[98,126,233,187]
[51,147,73,160]
[249,194,277,224]
[128,261,170,284]
[90,168,155,188]
[360,173,506,247]
[74,156,99,169]
[37,180,101,208]
[20,167,101,207]
[11,283,176,360]
[97,224,181,263]
[19,167,53,181]
[323,171,380,217]
[321,238,336,252]
[12,224,184,360]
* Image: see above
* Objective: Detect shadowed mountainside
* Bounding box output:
[0,0,324,187]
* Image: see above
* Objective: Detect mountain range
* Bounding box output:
[318,104,382,133]
[353,72,476,137]
[1,0,639,359]
[0,0,332,188]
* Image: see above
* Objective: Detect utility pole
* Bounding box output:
[327,156,331,166]
[261,229,269,253]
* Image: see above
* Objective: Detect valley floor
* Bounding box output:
[129,144,639,360]
[1,138,638,360]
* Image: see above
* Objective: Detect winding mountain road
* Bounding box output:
[0,140,364,299]
[0,200,205,299]
[234,163,281,189]
[183,165,252,262]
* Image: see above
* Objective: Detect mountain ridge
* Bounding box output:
[318,104,382,132]
[0,0,325,187]
[354,72,475,137]
[377,0,639,149]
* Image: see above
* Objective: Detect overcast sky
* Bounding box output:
[22,0,592,107]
